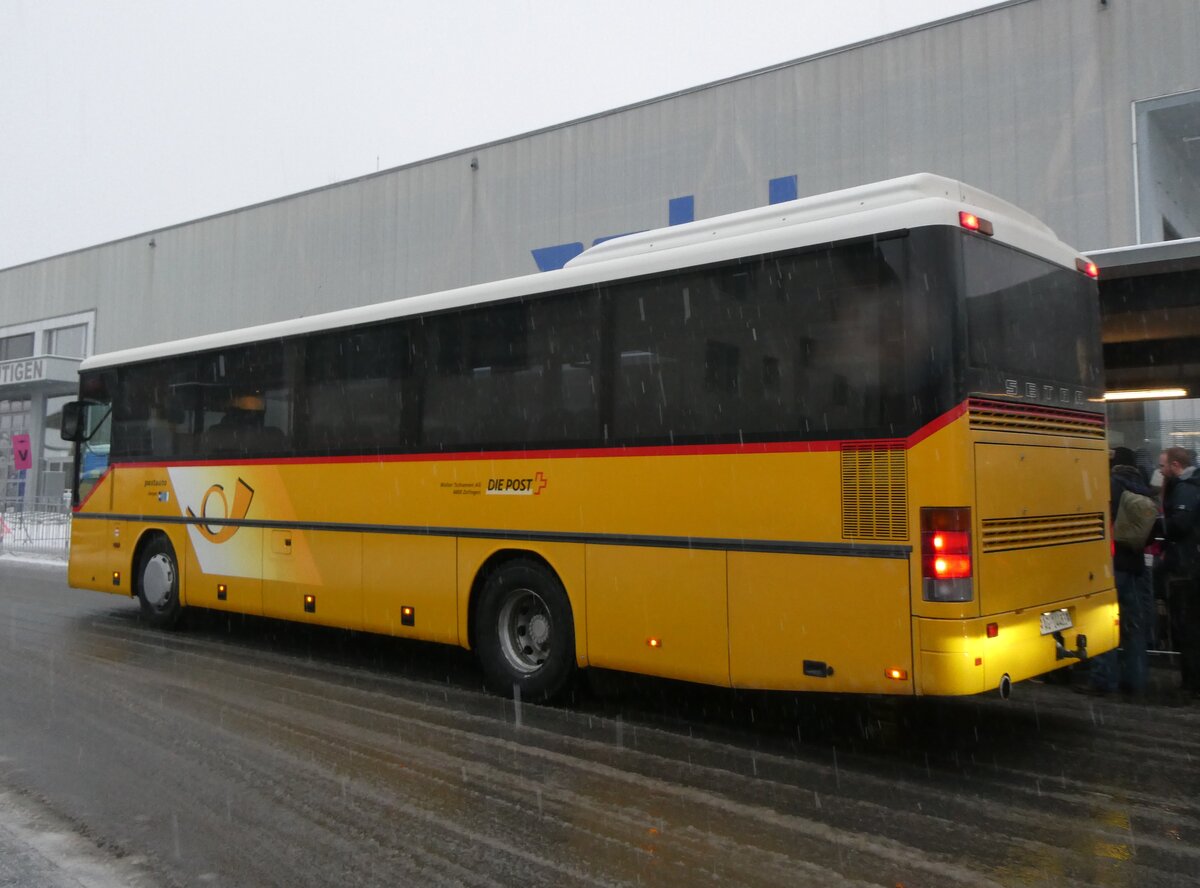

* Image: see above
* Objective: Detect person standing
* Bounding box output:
[1160,446,1200,699]
[1086,447,1155,695]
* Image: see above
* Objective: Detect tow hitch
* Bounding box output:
[1053,631,1088,661]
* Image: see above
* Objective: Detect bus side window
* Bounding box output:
[421,292,599,450]
[111,359,198,461]
[198,343,292,458]
[298,323,414,455]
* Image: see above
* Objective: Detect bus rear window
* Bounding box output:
[962,236,1102,389]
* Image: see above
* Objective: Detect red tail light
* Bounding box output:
[929,530,972,579]
[921,507,974,602]
[1075,257,1100,279]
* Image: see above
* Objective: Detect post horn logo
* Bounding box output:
[186,478,255,543]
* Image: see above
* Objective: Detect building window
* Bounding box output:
[0,397,31,430]
[0,334,34,361]
[45,324,87,358]
[1135,89,1200,243]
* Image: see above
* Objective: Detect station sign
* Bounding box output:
[0,359,46,384]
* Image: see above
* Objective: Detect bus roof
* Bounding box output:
[80,172,1084,372]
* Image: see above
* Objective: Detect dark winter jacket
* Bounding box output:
[1111,464,1155,573]
[1163,468,1200,577]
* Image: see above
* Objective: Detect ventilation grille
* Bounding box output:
[968,399,1106,439]
[981,513,1106,553]
[841,443,908,540]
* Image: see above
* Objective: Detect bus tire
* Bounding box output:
[136,534,184,629]
[473,558,576,702]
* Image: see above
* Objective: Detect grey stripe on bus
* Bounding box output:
[75,512,910,559]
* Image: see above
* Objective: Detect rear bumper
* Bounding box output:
[915,588,1119,696]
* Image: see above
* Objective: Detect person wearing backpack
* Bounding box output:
[1161,446,1200,700]
[1084,447,1157,696]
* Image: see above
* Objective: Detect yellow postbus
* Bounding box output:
[62,173,1116,701]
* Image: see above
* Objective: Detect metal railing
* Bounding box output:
[0,494,71,560]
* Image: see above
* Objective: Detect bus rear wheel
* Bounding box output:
[474,559,575,702]
[136,534,183,629]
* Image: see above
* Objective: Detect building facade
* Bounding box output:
[1,0,1198,502]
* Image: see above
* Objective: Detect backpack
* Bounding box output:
[1114,489,1158,549]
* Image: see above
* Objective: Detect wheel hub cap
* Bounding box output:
[142,554,174,608]
[498,588,551,674]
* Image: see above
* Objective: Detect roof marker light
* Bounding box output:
[1076,258,1100,279]
[959,211,994,236]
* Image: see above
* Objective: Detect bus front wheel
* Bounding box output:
[473,559,576,702]
[136,534,184,629]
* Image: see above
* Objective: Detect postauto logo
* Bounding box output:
[529,176,801,272]
[185,478,255,543]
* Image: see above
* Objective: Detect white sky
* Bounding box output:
[0,0,999,272]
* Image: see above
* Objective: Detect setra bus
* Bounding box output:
[61,173,1115,701]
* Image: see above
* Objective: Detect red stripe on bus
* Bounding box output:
[73,467,114,513]
[103,401,976,472]
[115,440,841,469]
[906,402,969,447]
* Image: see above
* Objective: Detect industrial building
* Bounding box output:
[1,0,1198,503]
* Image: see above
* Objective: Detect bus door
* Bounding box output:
[66,399,121,594]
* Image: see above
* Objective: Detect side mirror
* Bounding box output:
[60,401,85,442]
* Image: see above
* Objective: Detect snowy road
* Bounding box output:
[1,558,1197,887]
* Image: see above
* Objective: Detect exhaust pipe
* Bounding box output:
[998,673,1012,700]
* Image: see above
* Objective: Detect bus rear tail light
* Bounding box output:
[921,507,974,602]
[1075,257,1100,279]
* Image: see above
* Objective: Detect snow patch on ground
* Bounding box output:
[0,790,159,887]
[0,552,68,569]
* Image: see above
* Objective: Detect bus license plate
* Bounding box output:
[1039,609,1072,635]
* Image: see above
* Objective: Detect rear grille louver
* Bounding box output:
[981,513,1106,553]
[841,442,908,541]
[968,399,1106,439]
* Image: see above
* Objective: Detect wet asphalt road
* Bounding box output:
[1,558,1198,887]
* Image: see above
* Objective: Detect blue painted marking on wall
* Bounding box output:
[669,195,695,226]
[529,179,796,271]
[531,242,585,272]
[769,175,798,205]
